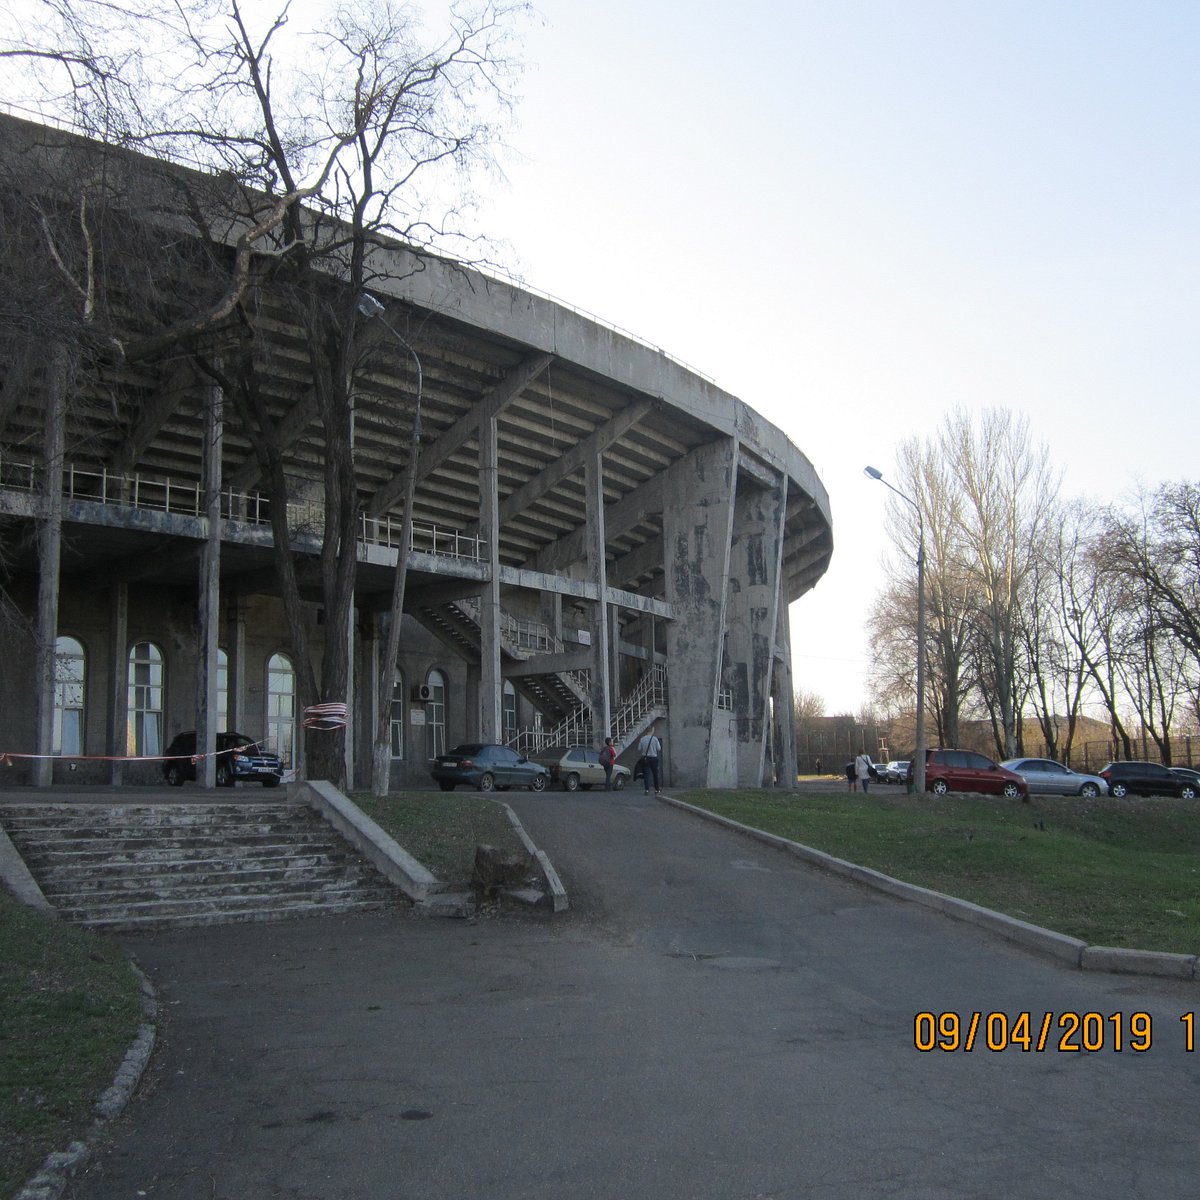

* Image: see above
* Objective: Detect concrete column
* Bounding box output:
[196,380,223,789]
[226,597,246,732]
[584,451,611,737]
[727,471,789,787]
[661,437,738,787]
[343,603,356,790]
[478,415,502,740]
[107,582,128,786]
[773,601,798,789]
[33,345,67,787]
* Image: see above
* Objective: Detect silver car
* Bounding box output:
[1000,758,1108,798]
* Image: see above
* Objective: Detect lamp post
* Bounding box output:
[864,466,926,794]
[358,292,423,796]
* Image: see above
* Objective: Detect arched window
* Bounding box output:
[127,641,163,756]
[390,671,405,759]
[425,668,446,759]
[53,636,85,756]
[502,681,517,746]
[266,653,296,766]
[216,648,229,732]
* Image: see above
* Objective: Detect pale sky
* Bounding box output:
[470,0,1200,714]
[6,0,1198,716]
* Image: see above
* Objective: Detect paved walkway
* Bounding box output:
[63,788,1199,1199]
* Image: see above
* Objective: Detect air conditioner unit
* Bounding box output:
[412,683,433,702]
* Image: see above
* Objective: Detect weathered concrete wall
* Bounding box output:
[727,472,788,787]
[661,439,738,788]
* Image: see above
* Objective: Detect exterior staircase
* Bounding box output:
[0,800,405,931]
[413,596,590,725]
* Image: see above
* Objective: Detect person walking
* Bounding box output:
[600,737,617,791]
[638,725,663,795]
[845,761,857,793]
[854,749,874,794]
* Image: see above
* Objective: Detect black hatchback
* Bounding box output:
[1098,761,1197,799]
[162,731,285,788]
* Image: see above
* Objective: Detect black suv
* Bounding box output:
[1098,761,1196,799]
[162,731,285,788]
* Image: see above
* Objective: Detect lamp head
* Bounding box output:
[356,293,385,319]
[864,465,883,481]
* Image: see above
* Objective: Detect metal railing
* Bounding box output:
[0,453,483,561]
[455,597,554,651]
[512,664,668,756]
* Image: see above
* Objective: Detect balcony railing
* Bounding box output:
[0,453,484,561]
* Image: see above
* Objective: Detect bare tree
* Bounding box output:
[942,409,1058,759]
[3,0,528,787]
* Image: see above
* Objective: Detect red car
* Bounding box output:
[907,749,1028,799]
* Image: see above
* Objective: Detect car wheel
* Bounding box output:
[263,776,281,788]
[439,781,455,791]
[614,774,626,791]
[530,774,547,792]
[931,779,949,796]
[565,772,580,792]
[165,764,184,787]
[1079,783,1099,798]
[1180,785,1197,800]
[478,772,495,792]
[1110,782,1128,798]
[1002,782,1021,799]
[216,763,234,788]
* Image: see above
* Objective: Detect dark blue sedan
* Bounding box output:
[430,744,550,793]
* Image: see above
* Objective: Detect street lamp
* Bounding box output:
[864,465,926,795]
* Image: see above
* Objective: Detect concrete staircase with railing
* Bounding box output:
[0,800,406,931]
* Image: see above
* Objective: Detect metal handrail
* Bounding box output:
[0,453,483,561]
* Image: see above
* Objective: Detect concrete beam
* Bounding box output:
[367,351,552,518]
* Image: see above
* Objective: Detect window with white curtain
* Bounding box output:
[53,635,85,755]
[127,641,163,756]
[425,668,446,758]
[266,652,296,765]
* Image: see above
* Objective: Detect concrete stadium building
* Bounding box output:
[0,114,833,792]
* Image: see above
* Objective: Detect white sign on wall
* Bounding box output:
[409,710,426,726]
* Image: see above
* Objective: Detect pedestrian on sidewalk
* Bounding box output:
[600,737,617,791]
[638,724,663,795]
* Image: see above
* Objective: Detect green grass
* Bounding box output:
[351,791,526,884]
[0,891,143,1199]
[672,788,1200,955]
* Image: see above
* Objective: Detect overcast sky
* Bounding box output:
[471,0,1200,714]
[7,0,1197,717]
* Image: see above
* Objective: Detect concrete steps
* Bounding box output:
[0,800,406,930]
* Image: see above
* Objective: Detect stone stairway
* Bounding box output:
[0,800,406,931]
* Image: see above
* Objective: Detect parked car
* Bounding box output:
[883,760,909,784]
[1099,761,1197,799]
[1169,767,1200,795]
[162,731,284,788]
[430,744,549,793]
[529,745,631,791]
[907,749,1028,798]
[1000,758,1109,798]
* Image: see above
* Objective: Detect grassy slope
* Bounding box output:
[0,891,143,1199]
[351,791,525,884]
[674,788,1200,954]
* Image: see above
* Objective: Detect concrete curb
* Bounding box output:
[299,780,446,903]
[16,962,159,1200]
[0,820,56,914]
[658,793,1198,982]
[496,801,570,913]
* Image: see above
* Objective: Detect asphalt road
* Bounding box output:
[67,788,1200,1200]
